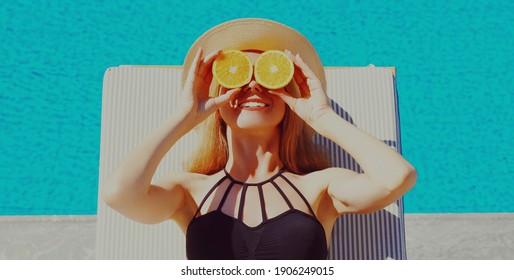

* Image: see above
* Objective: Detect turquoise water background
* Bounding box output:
[1,0,513,215]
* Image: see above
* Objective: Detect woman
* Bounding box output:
[102,18,417,260]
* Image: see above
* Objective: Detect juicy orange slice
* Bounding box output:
[254,50,294,89]
[212,50,253,88]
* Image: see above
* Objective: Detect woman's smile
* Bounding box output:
[222,90,285,131]
[235,97,271,111]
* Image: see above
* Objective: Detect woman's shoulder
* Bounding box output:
[286,167,356,191]
[283,168,332,194]
[304,167,356,180]
[287,167,335,182]
[153,170,224,193]
[185,170,226,193]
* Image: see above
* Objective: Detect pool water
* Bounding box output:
[1,0,513,214]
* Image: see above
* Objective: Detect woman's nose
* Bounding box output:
[244,80,263,92]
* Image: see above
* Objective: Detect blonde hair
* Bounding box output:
[187,80,330,175]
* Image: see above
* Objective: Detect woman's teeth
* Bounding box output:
[240,102,268,108]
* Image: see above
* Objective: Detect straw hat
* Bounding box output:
[181,18,326,92]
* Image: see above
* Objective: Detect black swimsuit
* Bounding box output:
[186,168,328,260]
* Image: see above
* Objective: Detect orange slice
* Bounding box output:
[254,50,294,89]
[212,50,253,88]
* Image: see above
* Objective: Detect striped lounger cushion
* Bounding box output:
[97,66,405,260]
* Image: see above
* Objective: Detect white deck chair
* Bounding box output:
[96,66,405,260]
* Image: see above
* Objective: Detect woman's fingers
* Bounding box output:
[186,48,222,88]
[269,88,297,110]
[184,47,203,90]
[197,49,222,78]
[285,50,310,95]
[285,50,308,80]
[290,51,317,81]
[293,69,310,96]
[283,49,316,79]
[206,88,241,110]
[204,49,222,65]
[285,49,323,93]
[296,54,324,91]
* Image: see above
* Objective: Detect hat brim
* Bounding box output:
[182,18,326,92]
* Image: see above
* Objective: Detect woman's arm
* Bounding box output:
[312,111,417,214]
[101,48,240,224]
[101,110,195,224]
[272,50,417,215]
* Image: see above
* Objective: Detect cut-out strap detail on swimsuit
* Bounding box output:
[192,167,318,225]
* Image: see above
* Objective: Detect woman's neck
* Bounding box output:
[225,126,282,182]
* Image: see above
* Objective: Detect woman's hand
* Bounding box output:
[269,50,332,127]
[181,47,241,126]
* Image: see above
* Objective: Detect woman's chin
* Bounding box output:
[221,103,286,132]
[232,116,281,131]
